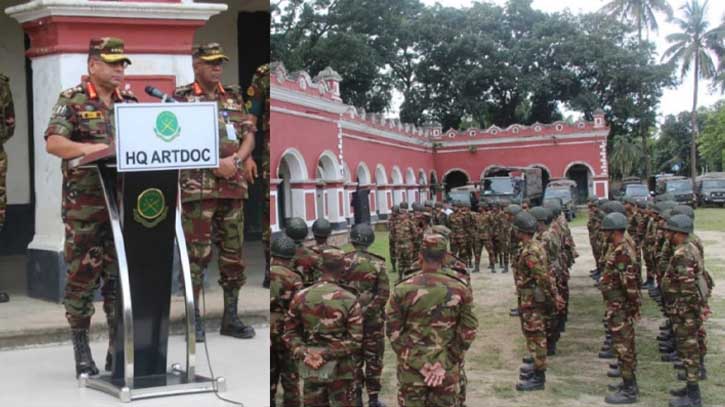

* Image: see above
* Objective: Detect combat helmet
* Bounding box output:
[530,206,553,225]
[513,211,538,234]
[602,201,626,215]
[543,199,562,217]
[505,204,523,216]
[671,205,695,220]
[285,217,309,242]
[663,214,693,234]
[601,212,628,231]
[271,235,297,259]
[400,202,409,210]
[312,218,332,238]
[350,223,375,247]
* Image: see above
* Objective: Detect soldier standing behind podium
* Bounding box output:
[175,43,257,341]
[45,38,136,376]
[0,72,15,304]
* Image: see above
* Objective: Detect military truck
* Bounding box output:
[652,175,695,206]
[696,172,725,207]
[447,185,480,211]
[544,179,577,220]
[481,166,543,206]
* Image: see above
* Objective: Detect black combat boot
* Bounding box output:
[661,351,679,363]
[607,366,622,378]
[677,367,706,381]
[220,288,255,339]
[0,291,9,303]
[502,261,509,273]
[643,277,654,290]
[599,349,615,359]
[516,369,545,391]
[658,332,672,341]
[547,340,556,356]
[522,356,534,364]
[473,264,480,273]
[520,363,534,374]
[605,376,638,404]
[368,393,386,407]
[105,314,116,372]
[669,383,702,407]
[489,264,496,273]
[670,385,688,397]
[194,306,206,342]
[72,328,99,377]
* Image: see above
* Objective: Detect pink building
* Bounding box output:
[271,63,610,233]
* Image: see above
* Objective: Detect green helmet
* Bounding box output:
[505,204,523,216]
[392,205,400,214]
[513,211,538,234]
[412,202,423,212]
[601,212,628,231]
[285,217,309,241]
[400,202,409,210]
[663,214,693,234]
[671,205,695,220]
[529,206,552,224]
[349,223,375,247]
[424,200,433,208]
[597,198,610,208]
[543,199,562,217]
[312,218,332,238]
[662,208,673,220]
[271,235,297,259]
[659,201,677,213]
[602,201,626,215]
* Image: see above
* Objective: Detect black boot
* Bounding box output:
[547,340,556,356]
[0,291,9,303]
[661,351,679,362]
[516,369,545,391]
[522,356,534,364]
[105,316,116,372]
[669,383,702,407]
[510,308,520,317]
[368,393,386,407]
[605,377,638,404]
[71,329,99,377]
[194,306,206,342]
[669,385,688,397]
[520,363,534,375]
[608,380,623,392]
[489,264,496,273]
[502,261,509,273]
[607,366,622,378]
[677,368,706,381]
[220,289,255,339]
[599,349,615,359]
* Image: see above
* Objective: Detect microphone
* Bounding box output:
[145,86,175,103]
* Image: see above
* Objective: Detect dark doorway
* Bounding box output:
[566,164,590,203]
[534,166,551,189]
[443,170,469,194]
[238,11,270,241]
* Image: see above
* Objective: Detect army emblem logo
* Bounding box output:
[133,188,168,228]
[153,111,181,142]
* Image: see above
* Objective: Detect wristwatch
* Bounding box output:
[233,154,243,169]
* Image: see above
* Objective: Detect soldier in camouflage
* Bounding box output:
[386,234,478,406]
[310,218,339,255]
[270,235,304,407]
[245,64,270,287]
[661,214,706,407]
[176,43,256,340]
[283,248,363,407]
[448,202,472,270]
[45,38,136,376]
[342,223,390,407]
[599,213,641,404]
[512,211,558,391]
[473,203,492,274]
[388,205,400,276]
[0,72,15,304]
[393,202,419,280]
[496,201,513,273]
[286,217,322,286]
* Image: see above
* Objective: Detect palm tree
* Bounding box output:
[662,0,725,184]
[610,135,643,180]
[600,0,673,179]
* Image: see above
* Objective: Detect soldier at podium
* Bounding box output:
[175,43,257,341]
[44,37,137,377]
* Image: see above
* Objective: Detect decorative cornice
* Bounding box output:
[5,0,227,23]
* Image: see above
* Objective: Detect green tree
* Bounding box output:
[600,0,673,179]
[609,135,643,179]
[662,0,725,183]
[699,102,725,171]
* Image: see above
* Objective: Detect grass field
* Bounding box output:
[342,210,725,406]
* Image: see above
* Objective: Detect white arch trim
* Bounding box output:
[317,150,343,181]
[356,161,372,185]
[418,169,428,185]
[391,166,404,185]
[405,167,417,185]
[563,161,596,177]
[278,147,309,181]
[341,160,352,183]
[375,164,388,185]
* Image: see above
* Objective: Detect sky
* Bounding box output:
[402,0,725,123]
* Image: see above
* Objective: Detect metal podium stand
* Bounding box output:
[69,147,225,402]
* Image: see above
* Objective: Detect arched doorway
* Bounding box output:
[532,165,551,189]
[443,170,469,194]
[565,163,592,203]
[405,168,417,203]
[430,171,439,202]
[277,149,308,229]
[375,164,389,215]
[391,166,404,204]
[316,152,340,220]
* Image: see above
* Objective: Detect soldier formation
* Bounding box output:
[588,197,713,407]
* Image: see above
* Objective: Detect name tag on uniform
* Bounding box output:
[79,111,103,120]
[226,123,237,141]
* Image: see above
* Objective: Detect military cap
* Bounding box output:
[284,217,309,241]
[350,223,375,247]
[671,205,695,220]
[89,37,132,65]
[513,211,538,234]
[321,248,347,272]
[421,234,448,259]
[271,235,297,259]
[193,42,230,62]
[601,212,628,231]
[312,218,332,238]
[663,214,693,234]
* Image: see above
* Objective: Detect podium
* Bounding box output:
[69,101,224,402]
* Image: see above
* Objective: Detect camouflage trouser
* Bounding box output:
[496,237,509,266]
[458,360,467,407]
[182,198,245,291]
[484,239,496,268]
[304,379,356,407]
[356,316,385,397]
[672,313,702,383]
[397,244,415,278]
[0,148,6,231]
[606,308,636,380]
[63,219,117,329]
[450,236,468,264]
[397,364,460,407]
[521,308,547,370]
[271,338,301,407]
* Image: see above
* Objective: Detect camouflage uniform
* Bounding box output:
[388,210,399,274]
[394,212,419,278]
[534,228,563,352]
[516,238,554,371]
[283,249,363,407]
[342,249,390,401]
[474,210,492,270]
[661,241,705,384]
[600,239,641,381]
[643,214,658,283]
[0,73,15,231]
[246,64,270,279]
[448,207,471,266]
[497,213,512,268]
[271,258,304,407]
[587,206,602,271]
[45,79,137,328]
[294,244,323,286]
[176,62,254,299]
[386,236,478,407]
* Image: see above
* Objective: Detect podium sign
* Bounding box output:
[115,102,219,172]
